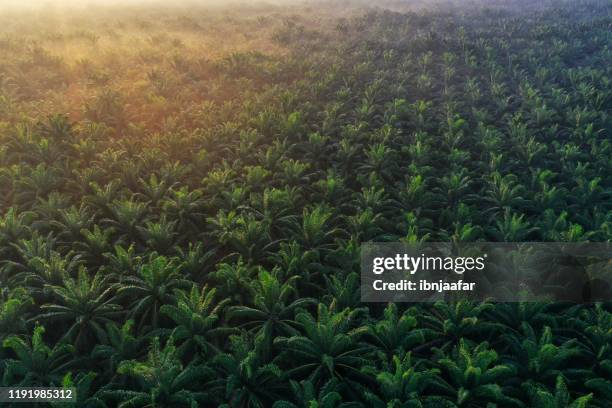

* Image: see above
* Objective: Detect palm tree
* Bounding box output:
[78,225,114,265]
[0,208,34,258]
[103,244,142,277]
[84,181,121,218]
[136,174,176,208]
[357,143,399,183]
[432,340,523,407]
[38,114,74,143]
[585,378,612,407]
[0,288,32,351]
[363,304,431,359]
[271,241,323,288]
[503,324,584,385]
[51,372,108,408]
[220,213,277,263]
[483,302,555,333]
[214,334,283,408]
[136,215,178,254]
[227,270,315,355]
[174,242,216,281]
[346,209,387,241]
[103,337,215,408]
[292,205,344,253]
[2,325,76,387]
[14,163,61,208]
[564,304,612,379]
[91,320,148,384]
[118,255,191,330]
[102,198,149,241]
[322,271,362,310]
[209,259,257,304]
[421,301,499,352]
[244,187,300,236]
[489,210,538,241]
[363,352,444,408]
[275,304,371,387]
[524,375,592,408]
[9,234,83,293]
[33,266,122,351]
[50,205,94,246]
[31,192,70,232]
[160,284,232,358]
[162,187,206,236]
[481,172,528,220]
[273,378,362,408]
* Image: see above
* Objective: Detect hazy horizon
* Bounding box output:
[0,0,309,9]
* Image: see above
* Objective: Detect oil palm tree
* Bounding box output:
[227,270,315,355]
[160,284,232,358]
[275,304,371,387]
[524,375,592,408]
[118,255,191,330]
[2,325,76,387]
[104,338,215,408]
[33,266,122,351]
[273,378,362,408]
[214,336,283,408]
[431,340,523,407]
[363,352,445,408]
[91,320,148,384]
[363,304,432,360]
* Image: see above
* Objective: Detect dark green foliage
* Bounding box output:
[0,0,611,406]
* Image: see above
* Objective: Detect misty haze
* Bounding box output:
[0,0,610,407]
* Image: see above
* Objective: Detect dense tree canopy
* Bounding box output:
[0,0,611,406]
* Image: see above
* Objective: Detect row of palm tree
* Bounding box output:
[1,0,611,406]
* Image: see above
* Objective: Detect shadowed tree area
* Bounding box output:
[0,0,611,406]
